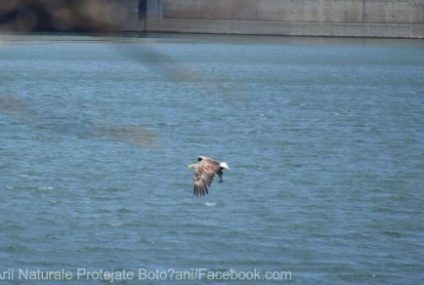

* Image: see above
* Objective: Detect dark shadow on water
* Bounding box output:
[0,94,157,149]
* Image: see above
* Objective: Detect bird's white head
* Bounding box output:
[220,162,230,169]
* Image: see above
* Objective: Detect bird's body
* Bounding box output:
[188,156,229,196]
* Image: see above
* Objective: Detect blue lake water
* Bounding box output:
[0,34,423,284]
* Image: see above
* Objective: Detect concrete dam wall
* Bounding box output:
[141,0,424,38]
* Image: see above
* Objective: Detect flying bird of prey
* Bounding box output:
[188,156,230,196]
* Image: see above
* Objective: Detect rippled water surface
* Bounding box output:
[0,34,423,284]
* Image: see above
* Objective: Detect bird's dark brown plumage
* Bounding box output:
[189,156,228,196]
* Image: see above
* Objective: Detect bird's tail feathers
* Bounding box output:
[220,162,230,169]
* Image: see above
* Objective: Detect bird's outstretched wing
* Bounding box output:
[192,159,220,196]
[193,172,209,196]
